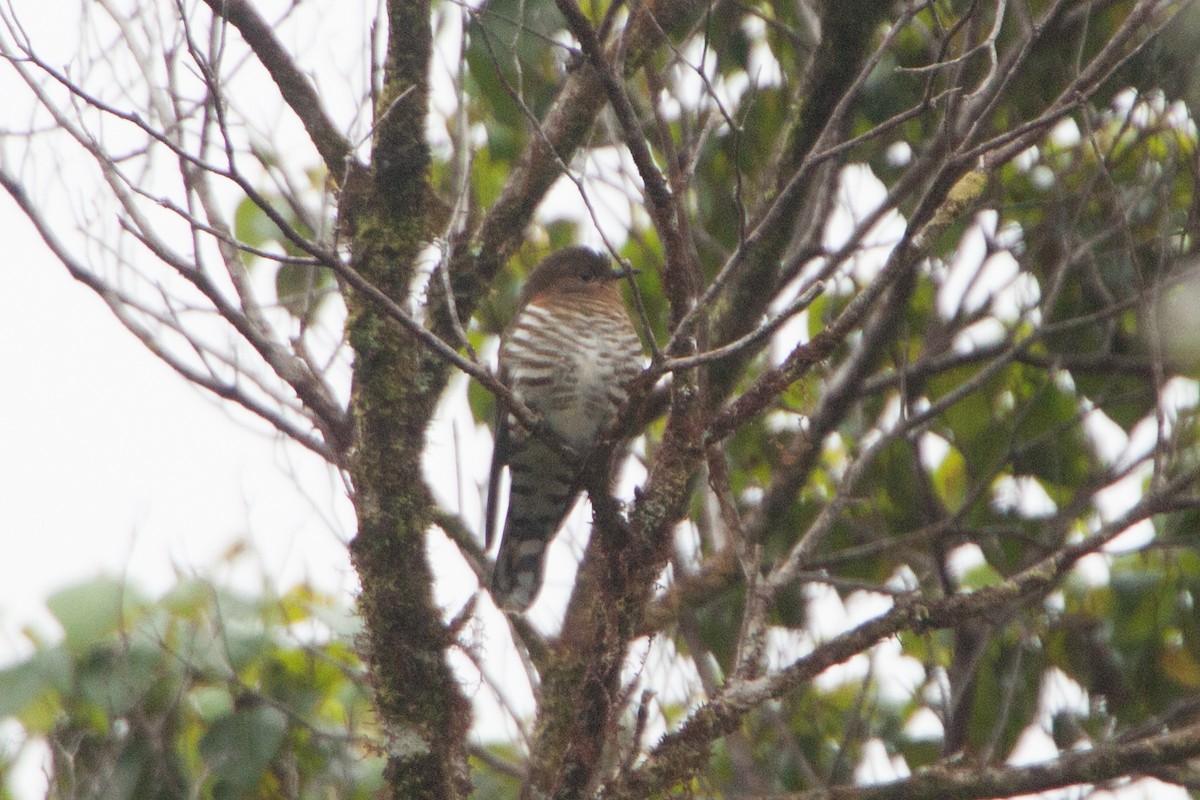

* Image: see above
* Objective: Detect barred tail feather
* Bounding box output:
[490,440,578,611]
[491,522,554,612]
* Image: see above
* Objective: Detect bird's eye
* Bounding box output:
[578,270,595,282]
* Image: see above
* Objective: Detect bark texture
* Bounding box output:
[345,1,471,797]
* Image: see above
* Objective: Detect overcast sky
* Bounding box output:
[0,201,360,653]
[0,0,399,662]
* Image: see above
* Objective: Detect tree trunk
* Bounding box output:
[344,1,471,797]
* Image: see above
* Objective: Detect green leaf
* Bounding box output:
[199,704,289,794]
[958,561,1004,591]
[222,630,273,672]
[75,640,169,718]
[468,376,497,429]
[191,686,235,722]
[275,264,334,317]
[161,577,214,619]
[1161,643,1200,688]
[932,445,968,512]
[233,195,280,250]
[46,577,144,655]
[0,646,71,719]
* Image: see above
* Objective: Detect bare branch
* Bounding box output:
[0,168,337,461]
[199,0,355,180]
[781,723,1200,799]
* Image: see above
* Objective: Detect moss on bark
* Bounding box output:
[343,1,471,797]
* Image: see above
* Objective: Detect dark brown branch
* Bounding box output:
[0,169,337,462]
[447,0,708,328]
[605,468,1195,798]
[2,18,357,456]
[967,0,1172,168]
[332,254,587,464]
[638,547,740,636]
[554,0,697,332]
[344,0,472,796]
[690,0,900,403]
[703,262,895,445]
[200,0,355,181]
[777,722,1200,800]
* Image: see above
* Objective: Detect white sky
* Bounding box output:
[0,212,359,654]
[0,0,386,659]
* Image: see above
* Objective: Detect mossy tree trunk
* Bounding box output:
[343,1,471,797]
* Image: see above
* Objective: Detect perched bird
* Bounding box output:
[486,247,645,612]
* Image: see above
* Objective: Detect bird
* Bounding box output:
[485,246,645,612]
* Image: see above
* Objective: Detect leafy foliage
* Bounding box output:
[0,575,379,800]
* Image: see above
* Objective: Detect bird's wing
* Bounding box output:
[484,374,511,552]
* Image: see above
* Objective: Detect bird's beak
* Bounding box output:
[612,264,640,280]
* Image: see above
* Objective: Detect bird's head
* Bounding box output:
[519,247,636,306]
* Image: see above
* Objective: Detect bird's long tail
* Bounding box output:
[491,439,579,612]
